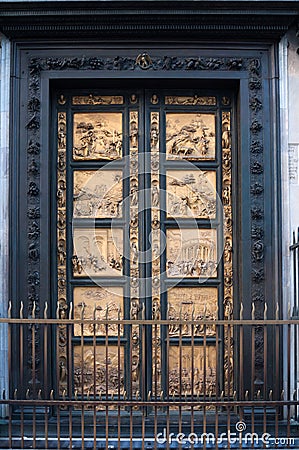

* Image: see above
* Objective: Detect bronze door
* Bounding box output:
[55,89,234,400]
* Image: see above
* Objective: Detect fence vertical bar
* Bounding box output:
[105,309,109,449]
[7,302,12,449]
[118,308,121,450]
[93,305,97,450]
[19,302,24,449]
[32,303,36,450]
[43,303,49,449]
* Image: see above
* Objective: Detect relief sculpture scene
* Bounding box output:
[166,170,216,218]
[73,170,122,218]
[166,113,216,159]
[72,228,123,277]
[167,287,218,336]
[73,112,123,160]
[168,346,217,396]
[73,286,123,336]
[167,228,217,278]
[73,345,124,397]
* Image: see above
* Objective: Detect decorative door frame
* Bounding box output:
[10,43,281,399]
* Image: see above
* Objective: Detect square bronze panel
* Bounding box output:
[167,228,217,278]
[73,170,123,218]
[73,228,123,277]
[166,170,216,219]
[73,286,123,336]
[166,113,216,160]
[168,345,216,396]
[73,112,122,160]
[74,345,124,396]
[167,287,218,336]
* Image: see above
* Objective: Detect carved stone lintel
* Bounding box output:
[27,55,246,74]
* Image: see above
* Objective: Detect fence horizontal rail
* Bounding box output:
[1,318,299,325]
[0,399,298,407]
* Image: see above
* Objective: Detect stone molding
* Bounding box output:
[0,1,298,38]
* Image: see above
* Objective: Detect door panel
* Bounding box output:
[55,89,234,400]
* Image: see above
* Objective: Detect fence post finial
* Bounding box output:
[8,301,12,319]
[264,303,267,320]
[240,302,243,320]
[275,303,279,320]
[20,301,24,319]
[44,301,48,319]
[251,302,255,320]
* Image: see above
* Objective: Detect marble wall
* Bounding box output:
[280,26,299,411]
[288,28,299,238]
[0,33,10,416]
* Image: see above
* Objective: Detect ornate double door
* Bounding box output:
[55,88,234,401]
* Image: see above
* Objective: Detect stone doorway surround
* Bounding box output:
[0,0,298,414]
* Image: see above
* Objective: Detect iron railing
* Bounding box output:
[290,226,299,426]
[0,309,298,449]
[0,235,298,448]
[291,227,299,319]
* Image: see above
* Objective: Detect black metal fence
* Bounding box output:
[0,313,298,449]
[0,230,297,448]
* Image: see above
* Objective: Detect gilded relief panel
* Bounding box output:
[129,110,140,397]
[73,286,123,336]
[72,95,124,105]
[166,170,216,218]
[73,112,122,160]
[168,345,216,396]
[150,110,162,396]
[165,96,216,106]
[72,228,123,277]
[167,287,218,337]
[57,111,68,395]
[166,228,217,278]
[73,170,122,218]
[74,345,124,396]
[166,113,216,160]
